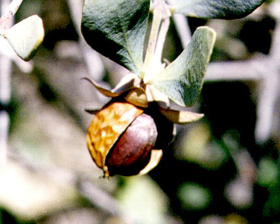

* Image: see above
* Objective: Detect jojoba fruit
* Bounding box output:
[85,77,204,177]
[87,102,143,176]
[86,100,175,177]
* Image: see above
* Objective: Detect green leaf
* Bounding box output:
[4,15,44,61]
[150,26,216,107]
[177,182,212,210]
[117,176,168,223]
[171,0,265,19]
[81,0,150,74]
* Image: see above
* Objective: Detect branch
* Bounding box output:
[205,57,264,82]
[8,150,135,223]
[204,1,280,143]
[142,3,163,78]
[0,0,19,166]
[0,0,23,33]
[67,0,105,82]
[167,0,191,48]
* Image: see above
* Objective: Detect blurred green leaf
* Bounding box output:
[180,122,227,169]
[171,0,266,19]
[177,182,211,210]
[4,15,44,61]
[81,0,150,74]
[257,158,278,187]
[117,176,168,224]
[263,161,280,219]
[150,26,216,107]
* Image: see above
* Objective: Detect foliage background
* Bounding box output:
[1,0,280,223]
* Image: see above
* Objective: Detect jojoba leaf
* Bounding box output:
[81,0,150,74]
[3,15,44,61]
[171,0,265,19]
[150,26,216,107]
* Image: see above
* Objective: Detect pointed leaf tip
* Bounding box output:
[4,15,44,61]
[172,0,266,19]
[151,26,216,107]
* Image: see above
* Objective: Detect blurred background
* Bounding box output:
[1,0,280,223]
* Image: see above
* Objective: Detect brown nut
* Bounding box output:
[106,113,158,176]
[87,102,143,176]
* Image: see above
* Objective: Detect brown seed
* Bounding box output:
[86,102,143,171]
[106,113,158,176]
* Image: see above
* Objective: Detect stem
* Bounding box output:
[0,0,23,33]
[153,16,170,68]
[141,7,163,78]
[172,13,191,48]
[67,0,105,83]
[142,0,171,83]
[143,16,170,84]
[0,0,21,166]
[167,0,191,48]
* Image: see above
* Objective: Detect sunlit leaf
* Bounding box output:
[81,0,150,74]
[150,26,216,107]
[171,0,265,19]
[4,15,44,61]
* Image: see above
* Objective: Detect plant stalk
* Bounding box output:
[0,0,23,33]
[141,6,163,79]
[0,0,22,166]
[153,16,170,68]
[142,0,171,83]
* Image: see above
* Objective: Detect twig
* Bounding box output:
[172,13,192,48]
[143,0,172,84]
[142,3,163,79]
[67,0,105,82]
[0,0,18,166]
[153,16,170,67]
[0,0,23,33]
[77,179,120,216]
[255,69,279,143]
[167,0,192,48]
[8,149,134,224]
[205,58,264,81]
[203,1,280,143]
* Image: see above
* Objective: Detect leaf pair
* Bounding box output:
[81,0,265,107]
